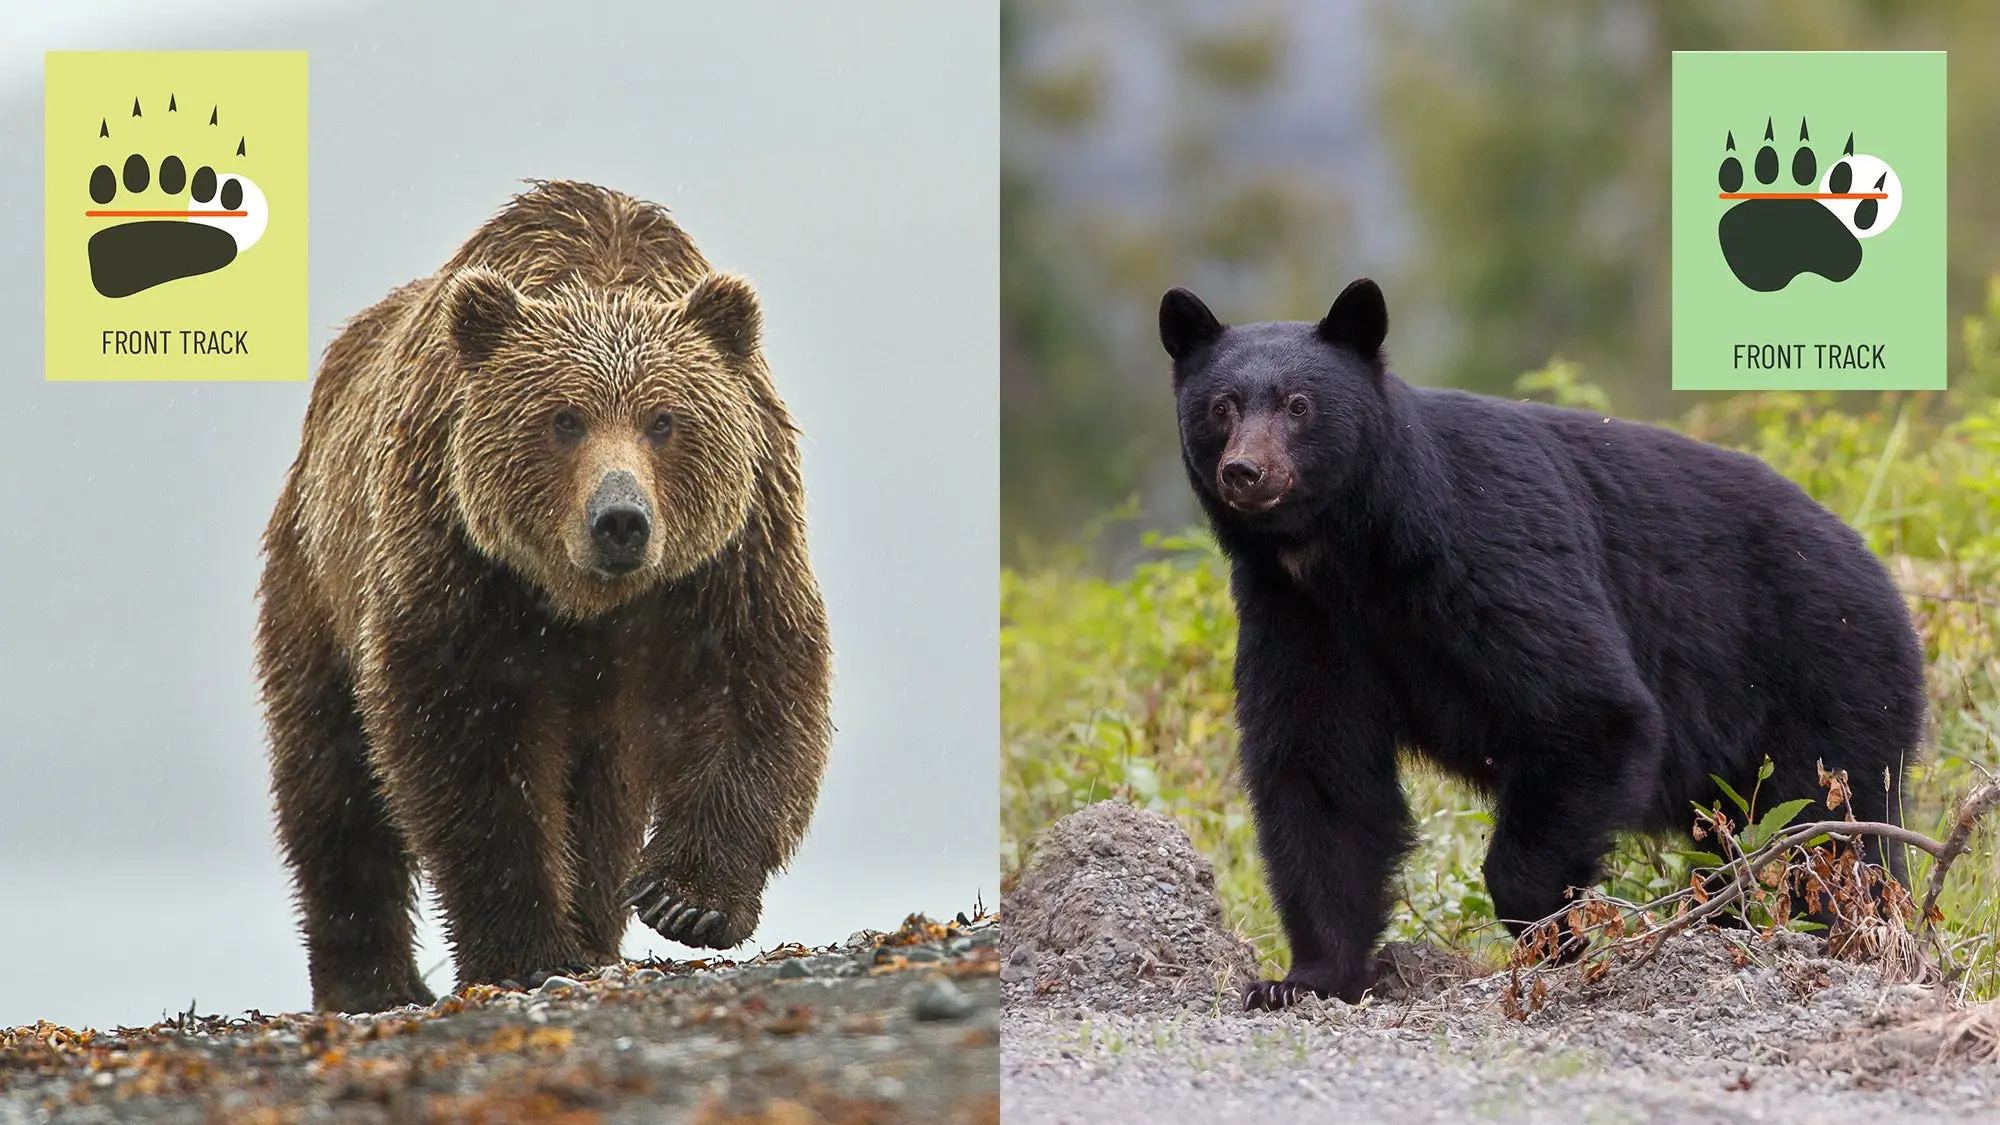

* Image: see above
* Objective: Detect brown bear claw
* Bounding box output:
[622,879,731,947]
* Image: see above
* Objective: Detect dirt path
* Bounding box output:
[0,916,999,1124]
[1001,802,2000,1124]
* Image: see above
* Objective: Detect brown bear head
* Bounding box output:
[442,266,768,620]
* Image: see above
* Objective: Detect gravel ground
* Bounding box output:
[1003,802,2000,1124]
[0,915,999,1124]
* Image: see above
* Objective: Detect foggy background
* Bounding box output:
[0,0,997,1028]
[1002,0,2000,555]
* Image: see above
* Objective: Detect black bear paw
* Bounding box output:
[622,878,733,947]
[1243,976,1350,1011]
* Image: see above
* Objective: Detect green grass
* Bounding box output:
[1001,292,2000,994]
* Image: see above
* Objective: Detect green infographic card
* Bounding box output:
[1671,51,1946,391]
[44,51,308,381]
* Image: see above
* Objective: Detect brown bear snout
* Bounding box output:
[586,469,652,574]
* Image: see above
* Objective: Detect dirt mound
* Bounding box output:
[1002,801,1259,1014]
[1365,940,1487,1002]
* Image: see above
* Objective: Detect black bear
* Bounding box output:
[1159,278,1926,1010]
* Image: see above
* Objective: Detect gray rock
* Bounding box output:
[908,976,978,1021]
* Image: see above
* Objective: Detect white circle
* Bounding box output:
[1817,154,1900,239]
[187,173,268,252]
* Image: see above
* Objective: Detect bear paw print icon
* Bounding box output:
[84,95,269,299]
[1716,117,1900,293]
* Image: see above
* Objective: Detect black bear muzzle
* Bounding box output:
[1218,420,1295,512]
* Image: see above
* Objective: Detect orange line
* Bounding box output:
[1717,192,1888,200]
[85,209,247,217]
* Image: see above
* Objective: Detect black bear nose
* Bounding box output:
[586,469,651,572]
[1221,459,1264,490]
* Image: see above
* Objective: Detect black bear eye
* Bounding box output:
[553,410,584,439]
[648,412,674,439]
[1287,394,1309,417]
[1211,399,1230,419]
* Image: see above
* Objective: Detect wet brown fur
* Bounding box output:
[256,181,832,1013]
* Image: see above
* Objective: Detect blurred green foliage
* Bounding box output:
[1377,0,2000,407]
[1001,294,2000,990]
[1003,0,2000,551]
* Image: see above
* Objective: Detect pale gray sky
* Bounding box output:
[0,0,997,1028]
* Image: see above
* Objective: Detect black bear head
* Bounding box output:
[1161,279,1391,532]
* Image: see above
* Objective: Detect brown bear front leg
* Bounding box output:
[564,735,648,965]
[264,645,435,1013]
[259,522,434,1014]
[617,545,832,951]
[357,609,590,990]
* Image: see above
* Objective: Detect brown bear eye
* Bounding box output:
[553,410,584,439]
[1287,394,1309,417]
[648,412,674,439]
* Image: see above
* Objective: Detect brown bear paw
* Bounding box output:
[492,961,595,992]
[313,975,437,1015]
[620,877,746,948]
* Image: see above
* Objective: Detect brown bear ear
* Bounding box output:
[445,267,523,367]
[1316,277,1388,363]
[679,271,762,363]
[1159,287,1225,364]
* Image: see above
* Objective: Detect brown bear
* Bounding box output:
[256,180,832,1013]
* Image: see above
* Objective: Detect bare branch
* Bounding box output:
[1919,779,2000,932]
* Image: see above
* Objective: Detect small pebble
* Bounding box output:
[777,959,812,979]
[538,975,582,994]
[630,968,667,985]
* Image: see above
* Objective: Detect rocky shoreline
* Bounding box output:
[1,914,1000,1124]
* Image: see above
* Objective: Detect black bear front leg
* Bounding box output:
[1233,563,1413,1010]
[1484,693,1664,943]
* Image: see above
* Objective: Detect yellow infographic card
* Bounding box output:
[44,51,308,381]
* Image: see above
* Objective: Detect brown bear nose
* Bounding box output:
[1220,459,1264,491]
[587,470,651,573]
[594,505,649,552]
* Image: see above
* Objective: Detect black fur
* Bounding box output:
[1162,280,1927,1010]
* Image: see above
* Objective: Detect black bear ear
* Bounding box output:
[680,271,763,363]
[1159,287,1225,362]
[446,267,522,367]
[1316,277,1388,362]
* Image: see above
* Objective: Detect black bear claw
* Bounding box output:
[1243,979,1320,1011]
[622,880,728,945]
